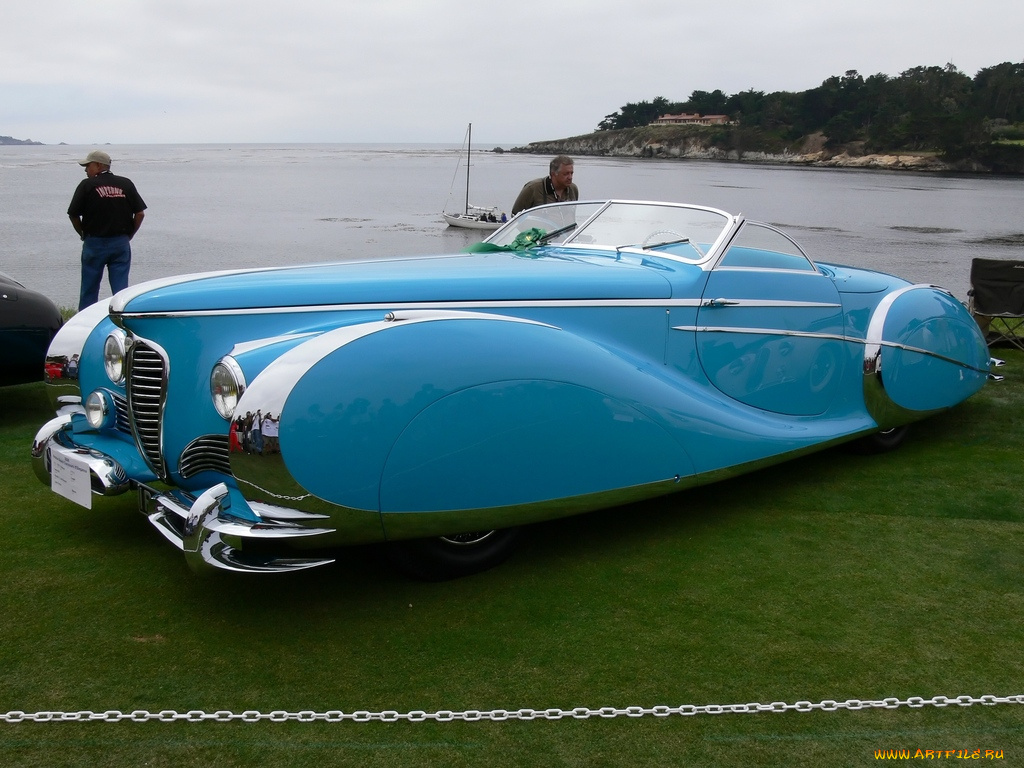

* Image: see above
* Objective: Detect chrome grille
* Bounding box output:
[179,435,232,478]
[127,339,168,477]
[112,392,130,434]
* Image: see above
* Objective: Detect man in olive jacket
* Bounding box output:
[511,155,578,215]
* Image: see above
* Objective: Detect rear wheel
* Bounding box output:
[388,528,521,581]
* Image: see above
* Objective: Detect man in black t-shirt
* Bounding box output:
[68,150,147,310]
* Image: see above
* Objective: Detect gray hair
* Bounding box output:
[549,155,574,174]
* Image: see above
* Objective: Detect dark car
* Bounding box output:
[0,271,63,386]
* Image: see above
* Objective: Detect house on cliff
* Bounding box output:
[652,113,730,126]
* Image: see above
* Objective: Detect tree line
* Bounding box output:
[597,62,1024,160]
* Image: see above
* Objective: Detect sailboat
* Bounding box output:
[442,123,506,231]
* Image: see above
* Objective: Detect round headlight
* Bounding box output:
[211,357,246,420]
[103,331,126,384]
[85,390,115,429]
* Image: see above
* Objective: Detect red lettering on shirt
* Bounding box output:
[96,186,127,199]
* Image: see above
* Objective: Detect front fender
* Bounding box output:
[233,311,696,531]
[42,300,115,410]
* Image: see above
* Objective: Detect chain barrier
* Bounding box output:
[3,694,1022,724]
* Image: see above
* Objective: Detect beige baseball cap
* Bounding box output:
[79,150,112,166]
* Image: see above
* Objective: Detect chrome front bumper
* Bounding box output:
[32,413,336,574]
[31,414,136,496]
[139,483,336,573]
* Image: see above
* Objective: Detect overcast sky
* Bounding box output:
[4,0,1021,147]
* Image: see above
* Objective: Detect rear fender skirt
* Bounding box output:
[863,285,990,427]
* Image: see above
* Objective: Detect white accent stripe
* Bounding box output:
[238,310,553,416]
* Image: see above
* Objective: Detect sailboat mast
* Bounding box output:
[464,123,472,215]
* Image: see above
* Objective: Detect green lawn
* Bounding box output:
[1,354,1023,767]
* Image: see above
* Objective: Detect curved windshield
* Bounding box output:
[486,201,732,262]
[487,203,605,247]
[718,221,817,271]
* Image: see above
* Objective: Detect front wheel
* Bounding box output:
[846,425,910,455]
[387,528,521,581]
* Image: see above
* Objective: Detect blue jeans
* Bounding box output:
[80,235,131,310]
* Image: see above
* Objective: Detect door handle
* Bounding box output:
[703,298,741,307]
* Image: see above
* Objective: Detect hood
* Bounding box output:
[819,262,907,294]
[113,249,673,314]
[0,271,27,290]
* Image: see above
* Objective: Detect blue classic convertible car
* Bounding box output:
[31,200,993,578]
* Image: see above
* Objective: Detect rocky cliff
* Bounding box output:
[510,126,1023,173]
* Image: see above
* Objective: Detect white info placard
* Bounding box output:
[51,450,93,509]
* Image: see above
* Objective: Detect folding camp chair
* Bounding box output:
[967,257,1024,351]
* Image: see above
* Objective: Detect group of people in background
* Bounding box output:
[229,410,280,455]
[65,150,578,311]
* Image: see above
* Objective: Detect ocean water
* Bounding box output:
[1,142,1022,308]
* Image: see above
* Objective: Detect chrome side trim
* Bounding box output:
[680,325,960,356]
[114,297,846,321]
[677,323,991,377]
[698,299,841,308]
[674,327,850,340]
[115,298,704,320]
[711,266,820,274]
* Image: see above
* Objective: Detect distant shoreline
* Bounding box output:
[0,135,43,146]
[6,132,1021,174]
